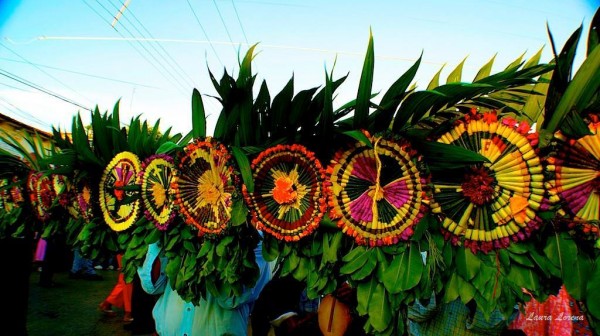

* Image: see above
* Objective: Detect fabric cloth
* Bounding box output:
[71,248,98,275]
[34,238,46,262]
[138,240,272,336]
[509,285,592,336]
[408,296,514,336]
[104,254,132,312]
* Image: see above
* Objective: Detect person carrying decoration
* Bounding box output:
[99,253,133,323]
[138,238,271,336]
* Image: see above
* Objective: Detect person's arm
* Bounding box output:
[137,242,168,295]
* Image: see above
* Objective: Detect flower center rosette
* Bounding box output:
[243,144,327,242]
[99,151,142,231]
[171,138,239,236]
[430,111,545,253]
[139,154,176,230]
[327,134,428,247]
[546,114,600,223]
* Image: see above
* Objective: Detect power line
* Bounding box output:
[108,0,197,88]
[212,0,238,54]
[36,35,446,65]
[0,42,94,104]
[93,0,190,93]
[0,68,91,111]
[0,56,158,88]
[231,0,249,44]
[81,0,188,96]
[0,97,51,129]
[185,0,224,67]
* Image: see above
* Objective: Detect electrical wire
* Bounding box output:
[0,42,94,104]
[212,0,238,54]
[0,97,52,130]
[81,0,188,96]
[93,0,190,94]
[231,0,249,44]
[0,56,158,88]
[108,0,197,88]
[0,68,91,111]
[185,0,224,67]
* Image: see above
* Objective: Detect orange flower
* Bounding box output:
[272,176,297,204]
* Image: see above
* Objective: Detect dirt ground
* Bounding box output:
[27,268,152,336]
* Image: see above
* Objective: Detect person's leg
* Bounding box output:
[39,236,56,287]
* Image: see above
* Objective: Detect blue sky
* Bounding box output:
[0,0,597,135]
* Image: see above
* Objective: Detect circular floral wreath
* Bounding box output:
[243,144,327,242]
[27,171,55,223]
[139,154,176,230]
[327,133,429,247]
[171,138,240,236]
[430,110,545,253]
[546,114,600,223]
[99,151,142,231]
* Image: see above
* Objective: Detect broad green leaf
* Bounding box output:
[546,45,600,134]
[341,130,372,148]
[355,29,375,128]
[357,277,378,316]
[368,282,391,331]
[351,254,377,281]
[588,8,600,56]
[414,141,489,170]
[156,141,181,155]
[382,244,423,293]
[457,275,476,304]
[230,200,248,226]
[507,265,539,291]
[443,273,460,303]
[340,248,373,275]
[447,56,468,83]
[191,88,206,138]
[456,247,481,281]
[544,232,583,296]
[586,256,600,319]
[231,146,254,193]
[474,54,496,81]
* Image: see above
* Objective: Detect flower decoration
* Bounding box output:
[546,114,599,222]
[430,112,545,253]
[243,144,327,242]
[327,134,428,247]
[74,172,93,222]
[1,176,24,212]
[99,151,142,231]
[27,171,56,223]
[171,138,239,236]
[139,154,176,230]
[52,174,79,219]
[0,178,14,212]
